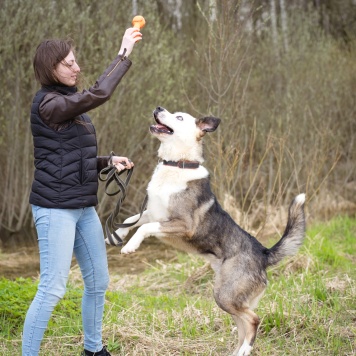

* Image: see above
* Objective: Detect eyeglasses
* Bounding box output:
[60,59,79,72]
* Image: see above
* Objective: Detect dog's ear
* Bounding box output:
[197,117,221,133]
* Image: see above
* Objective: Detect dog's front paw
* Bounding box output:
[121,240,140,254]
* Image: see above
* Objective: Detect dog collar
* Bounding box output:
[163,160,200,169]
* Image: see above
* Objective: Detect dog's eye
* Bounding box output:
[176,116,183,121]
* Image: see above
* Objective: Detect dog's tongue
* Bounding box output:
[151,122,173,134]
[156,124,167,129]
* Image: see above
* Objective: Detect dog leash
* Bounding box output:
[99,153,148,246]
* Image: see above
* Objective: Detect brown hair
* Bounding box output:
[33,39,74,86]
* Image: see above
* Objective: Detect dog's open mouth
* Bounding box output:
[150,117,174,135]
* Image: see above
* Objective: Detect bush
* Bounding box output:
[0,1,355,246]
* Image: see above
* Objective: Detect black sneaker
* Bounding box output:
[81,345,111,356]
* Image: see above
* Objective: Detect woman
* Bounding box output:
[23,27,142,356]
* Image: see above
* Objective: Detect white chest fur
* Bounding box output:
[146,163,209,221]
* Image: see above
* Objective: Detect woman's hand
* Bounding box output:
[111,156,134,172]
[118,27,142,57]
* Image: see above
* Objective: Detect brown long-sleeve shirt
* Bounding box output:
[38,54,132,171]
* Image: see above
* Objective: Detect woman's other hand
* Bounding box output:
[118,27,142,57]
[111,156,134,172]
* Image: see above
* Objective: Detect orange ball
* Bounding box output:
[132,15,145,29]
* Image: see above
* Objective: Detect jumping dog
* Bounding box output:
[115,106,306,356]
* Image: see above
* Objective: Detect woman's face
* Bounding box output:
[53,51,80,86]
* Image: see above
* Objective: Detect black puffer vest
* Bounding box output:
[29,86,99,208]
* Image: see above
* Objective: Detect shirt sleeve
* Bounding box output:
[39,55,132,124]
[97,156,110,173]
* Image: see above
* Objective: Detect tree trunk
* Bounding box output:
[279,0,289,52]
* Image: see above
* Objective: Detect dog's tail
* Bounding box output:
[266,193,306,267]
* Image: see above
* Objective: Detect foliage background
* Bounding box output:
[0,0,355,247]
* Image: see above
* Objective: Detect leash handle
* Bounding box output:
[99,154,147,246]
[99,163,133,197]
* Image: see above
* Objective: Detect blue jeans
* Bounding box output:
[22,206,110,355]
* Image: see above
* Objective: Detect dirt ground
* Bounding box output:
[0,238,177,280]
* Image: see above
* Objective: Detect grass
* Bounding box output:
[0,216,355,355]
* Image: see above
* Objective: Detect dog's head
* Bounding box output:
[150,106,221,161]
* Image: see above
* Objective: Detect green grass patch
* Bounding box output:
[1,216,355,355]
[307,215,356,273]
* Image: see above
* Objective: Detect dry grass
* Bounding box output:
[1,215,355,355]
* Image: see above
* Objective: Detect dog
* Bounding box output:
[116,106,306,356]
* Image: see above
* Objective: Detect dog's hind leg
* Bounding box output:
[232,315,246,352]
[214,263,265,356]
[230,290,265,356]
[228,309,260,356]
[234,308,260,356]
[215,296,261,356]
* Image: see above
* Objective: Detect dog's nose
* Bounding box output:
[156,106,165,112]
